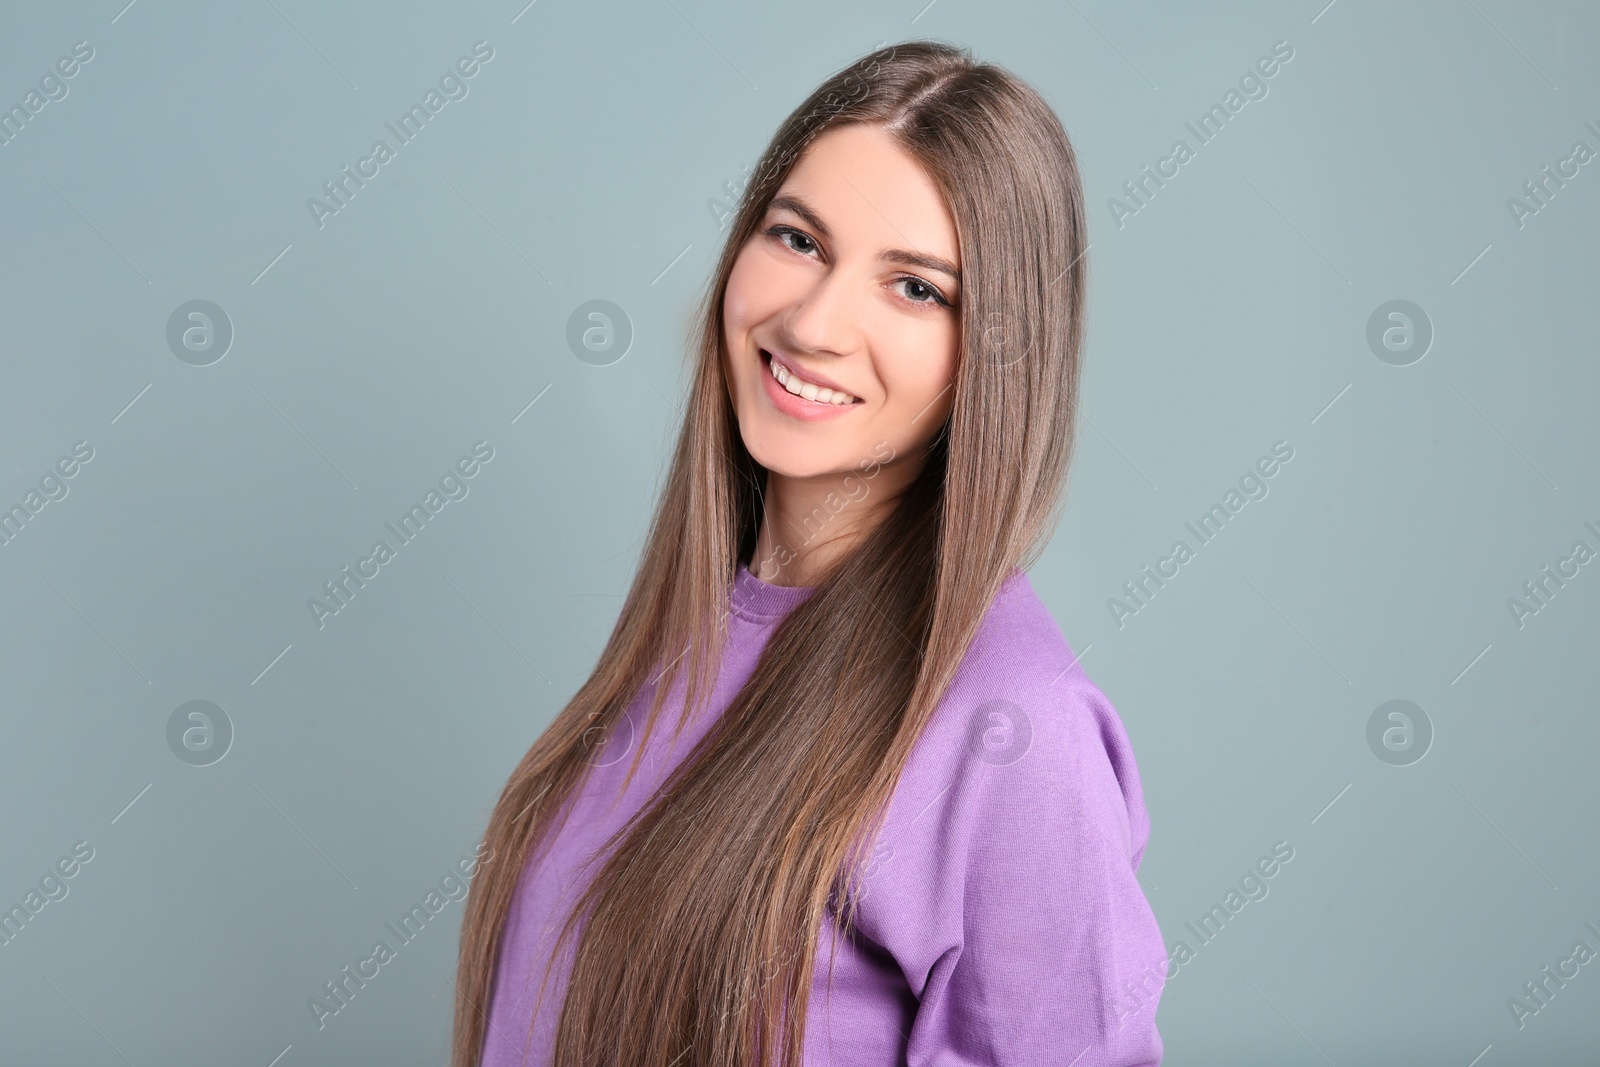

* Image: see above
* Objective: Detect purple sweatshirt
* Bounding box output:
[480,563,1166,1066]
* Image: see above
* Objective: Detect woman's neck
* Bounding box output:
[748,461,918,586]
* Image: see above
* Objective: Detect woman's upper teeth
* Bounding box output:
[769,354,858,405]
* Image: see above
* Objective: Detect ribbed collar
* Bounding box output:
[731,561,817,622]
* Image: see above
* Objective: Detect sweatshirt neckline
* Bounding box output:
[731,562,817,622]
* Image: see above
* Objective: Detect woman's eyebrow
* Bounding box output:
[768,194,962,284]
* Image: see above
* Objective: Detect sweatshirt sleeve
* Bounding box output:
[855,663,1168,1067]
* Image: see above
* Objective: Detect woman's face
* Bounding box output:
[722,123,962,480]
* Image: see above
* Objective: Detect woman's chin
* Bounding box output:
[748,447,845,482]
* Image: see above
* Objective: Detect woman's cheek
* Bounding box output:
[724,246,765,324]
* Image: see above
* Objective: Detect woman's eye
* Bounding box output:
[769,225,817,255]
[898,278,943,305]
[768,224,950,308]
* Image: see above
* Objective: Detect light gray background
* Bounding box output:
[2,1,1596,1064]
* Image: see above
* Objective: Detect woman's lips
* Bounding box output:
[759,349,863,422]
[763,348,862,402]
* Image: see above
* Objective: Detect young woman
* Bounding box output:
[453,39,1167,1067]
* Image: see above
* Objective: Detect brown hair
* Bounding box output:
[451,38,1090,1067]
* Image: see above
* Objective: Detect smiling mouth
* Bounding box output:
[761,349,863,406]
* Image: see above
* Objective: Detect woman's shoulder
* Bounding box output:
[906,566,1152,864]
[842,569,1167,1061]
[963,566,1078,679]
[947,566,1116,738]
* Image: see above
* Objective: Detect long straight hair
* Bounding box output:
[452,39,1090,1067]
